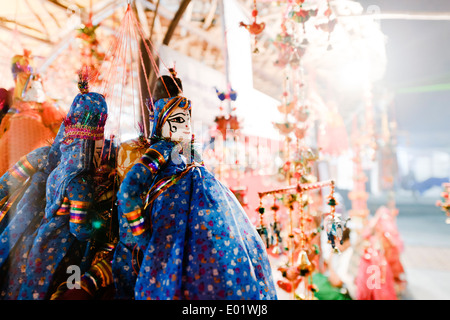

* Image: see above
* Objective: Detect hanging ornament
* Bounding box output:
[257,179,335,300]
[256,198,269,248]
[296,201,313,278]
[214,84,239,137]
[288,48,302,70]
[214,115,228,137]
[274,121,296,136]
[288,5,318,45]
[288,6,318,24]
[274,46,292,69]
[76,1,106,85]
[215,87,238,102]
[294,105,310,122]
[293,126,308,140]
[78,65,90,94]
[270,196,283,254]
[296,250,313,276]
[274,22,293,48]
[323,181,350,253]
[273,21,294,68]
[436,183,450,224]
[228,115,239,132]
[315,0,337,50]
[239,0,266,53]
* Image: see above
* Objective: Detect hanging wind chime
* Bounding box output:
[287,1,318,45]
[315,0,337,50]
[322,180,350,253]
[257,179,335,299]
[239,0,265,53]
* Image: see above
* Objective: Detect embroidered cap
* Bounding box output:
[62,92,108,145]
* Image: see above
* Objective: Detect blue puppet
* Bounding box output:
[116,72,277,300]
[16,91,108,300]
[0,119,66,299]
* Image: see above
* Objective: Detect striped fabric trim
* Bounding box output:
[69,200,91,223]
[56,197,70,215]
[0,180,31,225]
[124,208,146,236]
[91,259,113,287]
[0,196,6,208]
[143,163,200,210]
[138,148,166,174]
[9,156,36,182]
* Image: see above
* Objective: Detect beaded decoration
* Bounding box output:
[256,197,269,248]
[323,181,349,253]
[270,196,283,254]
[78,65,90,94]
[62,111,107,145]
[61,66,107,144]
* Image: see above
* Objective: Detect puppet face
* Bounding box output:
[161,106,191,142]
[23,79,46,103]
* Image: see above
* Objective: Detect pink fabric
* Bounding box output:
[356,241,397,300]
[374,206,406,284]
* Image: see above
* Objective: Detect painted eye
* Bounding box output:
[169,116,185,123]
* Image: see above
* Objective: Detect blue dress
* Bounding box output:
[112,137,152,300]
[0,120,65,299]
[116,97,277,300]
[17,92,108,300]
[0,146,52,299]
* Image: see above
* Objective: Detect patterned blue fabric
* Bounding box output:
[0,147,52,299]
[0,146,49,233]
[116,97,277,300]
[16,92,108,300]
[0,117,67,300]
[112,97,186,299]
[0,123,65,300]
[112,235,140,299]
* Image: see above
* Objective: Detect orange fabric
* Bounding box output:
[116,138,150,182]
[41,101,65,134]
[0,101,63,176]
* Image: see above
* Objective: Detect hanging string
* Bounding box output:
[96,8,128,97]
[115,7,131,143]
[127,11,137,132]
[130,10,183,94]
[89,3,190,146]
[128,24,149,115]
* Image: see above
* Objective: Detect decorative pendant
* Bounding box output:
[239,0,266,53]
[323,181,349,253]
[256,198,270,248]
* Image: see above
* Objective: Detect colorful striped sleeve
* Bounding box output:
[138,148,166,174]
[9,156,36,182]
[124,208,147,236]
[67,175,94,241]
[69,200,91,224]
